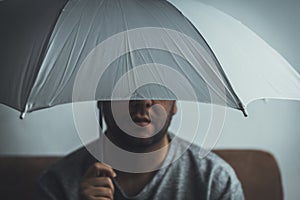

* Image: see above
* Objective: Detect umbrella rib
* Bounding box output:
[20,0,74,115]
[179,12,246,114]
[51,1,106,104]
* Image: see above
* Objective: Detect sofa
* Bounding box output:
[0,149,283,200]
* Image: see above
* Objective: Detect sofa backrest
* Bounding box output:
[214,150,283,200]
[0,149,283,200]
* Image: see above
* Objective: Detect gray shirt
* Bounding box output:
[35,135,244,200]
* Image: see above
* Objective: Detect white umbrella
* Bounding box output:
[169,0,300,107]
[0,0,299,118]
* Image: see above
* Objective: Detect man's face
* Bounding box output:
[102,100,177,149]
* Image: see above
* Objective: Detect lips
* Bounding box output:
[132,116,151,127]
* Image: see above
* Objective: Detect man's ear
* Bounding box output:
[172,101,177,115]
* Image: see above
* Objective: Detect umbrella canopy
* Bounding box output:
[0,0,299,118]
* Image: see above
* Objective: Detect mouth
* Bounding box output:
[132,116,151,127]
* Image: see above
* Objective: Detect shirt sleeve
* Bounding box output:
[209,163,245,200]
[220,184,244,200]
[33,170,67,200]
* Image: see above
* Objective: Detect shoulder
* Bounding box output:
[34,146,93,200]
[38,145,92,183]
[189,142,237,178]
[170,135,244,199]
[169,134,235,175]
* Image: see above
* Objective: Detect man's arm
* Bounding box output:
[34,162,116,200]
[34,171,67,200]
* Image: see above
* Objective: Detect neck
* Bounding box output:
[103,132,171,197]
[101,130,170,172]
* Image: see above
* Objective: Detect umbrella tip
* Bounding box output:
[242,109,248,117]
[239,103,248,117]
[20,104,30,119]
[19,112,26,119]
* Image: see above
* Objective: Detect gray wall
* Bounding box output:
[1,0,299,199]
[1,101,300,199]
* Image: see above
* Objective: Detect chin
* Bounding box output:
[110,127,168,150]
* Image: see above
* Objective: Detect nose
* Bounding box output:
[142,100,153,108]
[130,100,154,114]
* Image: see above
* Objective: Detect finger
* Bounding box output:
[81,177,115,192]
[82,192,112,200]
[84,162,117,178]
[81,187,113,200]
[91,197,111,200]
[84,187,114,199]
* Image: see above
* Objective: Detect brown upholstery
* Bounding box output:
[0,150,283,200]
[0,157,60,200]
[214,150,283,200]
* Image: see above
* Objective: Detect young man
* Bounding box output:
[35,100,244,200]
